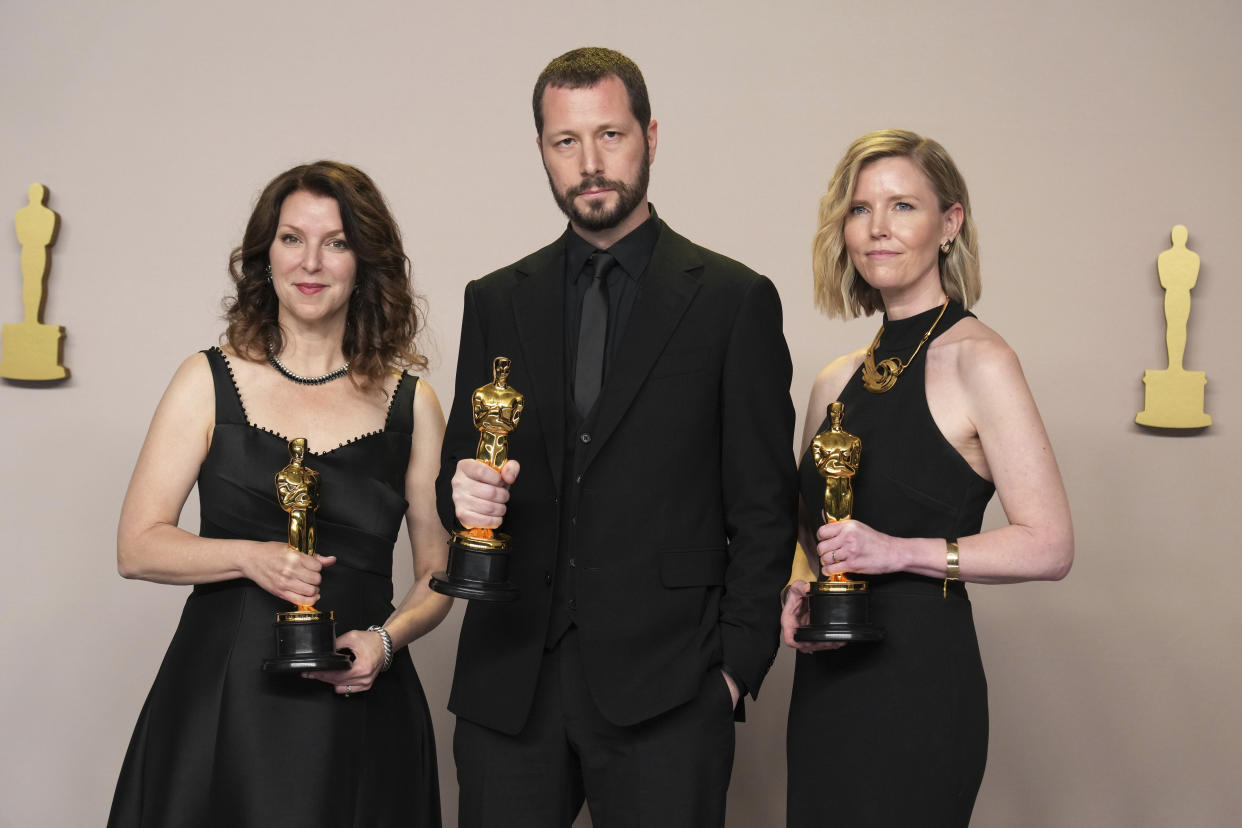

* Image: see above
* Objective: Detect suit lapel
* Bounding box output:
[511,239,568,492]
[583,224,702,468]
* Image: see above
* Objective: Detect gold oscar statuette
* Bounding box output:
[1136,225,1211,429]
[795,401,884,642]
[261,438,352,672]
[431,356,525,602]
[0,183,70,381]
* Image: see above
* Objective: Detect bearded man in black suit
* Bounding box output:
[436,46,797,828]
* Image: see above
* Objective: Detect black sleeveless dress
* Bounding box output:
[787,302,993,827]
[108,348,441,828]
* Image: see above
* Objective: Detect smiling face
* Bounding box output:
[844,155,963,316]
[267,189,356,331]
[538,75,657,247]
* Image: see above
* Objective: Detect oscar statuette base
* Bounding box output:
[261,609,353,673]
[0,322,69,381]
[430,531,519,602]
[1136,368,1211,429]
[795,580,884,643]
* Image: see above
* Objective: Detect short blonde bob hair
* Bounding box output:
[812,129,980,319]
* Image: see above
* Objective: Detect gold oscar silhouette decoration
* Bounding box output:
[795,401,883,642]
[262,438,352,673]
[431,356,526,602]
[0,183,69,381]
[1136,225,1212,429]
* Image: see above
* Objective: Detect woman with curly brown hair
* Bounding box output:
[109,161,448,826]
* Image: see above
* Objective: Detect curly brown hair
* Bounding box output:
[223,161,427,389]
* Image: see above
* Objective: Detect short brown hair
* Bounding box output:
[532,47,651,136]
[812,129,980,319]
[223,161,427,388]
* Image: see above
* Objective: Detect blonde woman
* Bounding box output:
[781,130,1072,826]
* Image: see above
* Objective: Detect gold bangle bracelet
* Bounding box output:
[943,540,960,598]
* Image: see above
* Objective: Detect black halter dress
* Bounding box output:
[108,347,441,827]
[787,302,993,827]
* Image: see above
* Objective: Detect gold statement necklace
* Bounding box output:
[861,297,951,394]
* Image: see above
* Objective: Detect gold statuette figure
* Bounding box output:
[262,438,351,672]
[431,356,525,601]
[1136,225,1211,428]
[468,356,526,539]
[811,401,865,591]
[813,402,861,524]
[796,401,883,642]
[276,437,321,610]
[0,183,69,381]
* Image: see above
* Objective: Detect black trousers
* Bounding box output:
[454,628,736,828]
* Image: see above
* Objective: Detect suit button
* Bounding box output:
[544,571,552,586]
[579,433,591,444]
[569,599,577,611]
[575,475,583,485]
[569,557,576,568]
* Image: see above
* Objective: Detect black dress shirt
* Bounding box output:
[563,207,660,402]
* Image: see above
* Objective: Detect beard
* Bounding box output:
[547,146,651,232]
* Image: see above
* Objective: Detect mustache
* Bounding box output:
[569,176,630,198]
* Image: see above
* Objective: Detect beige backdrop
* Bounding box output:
[2,1,1239,825]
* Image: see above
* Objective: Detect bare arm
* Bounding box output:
[309,380,454,692]
[940,333,1073,582]
[384,380,453,649]
[116,353,333,606]
[815,329,1074,584]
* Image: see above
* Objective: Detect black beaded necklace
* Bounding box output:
[267,351,350,385]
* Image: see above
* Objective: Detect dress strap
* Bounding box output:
[202,347,247,426]
[384,372,419,435]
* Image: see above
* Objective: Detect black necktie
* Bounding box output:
[574,251,616,417]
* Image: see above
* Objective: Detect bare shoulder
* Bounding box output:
[931,316,1024,391]
[412,377,446,428]
[145,351,216,457]
[407,376,446,485]
[165,351,215,407]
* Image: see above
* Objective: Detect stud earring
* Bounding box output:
[940,239,953,255]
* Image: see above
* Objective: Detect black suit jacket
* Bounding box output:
[436,218,796,733]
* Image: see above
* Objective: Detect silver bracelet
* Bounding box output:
[367,625,394,672]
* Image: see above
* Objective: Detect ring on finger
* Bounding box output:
[830,550,839,564]
[344,684,353,698]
